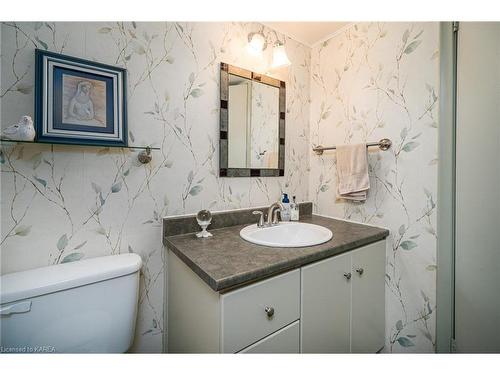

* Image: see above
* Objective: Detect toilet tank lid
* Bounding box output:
[0,253,142,305]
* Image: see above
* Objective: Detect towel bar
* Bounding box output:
[312,138,392,155]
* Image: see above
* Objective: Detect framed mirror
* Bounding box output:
[219,62,285,177]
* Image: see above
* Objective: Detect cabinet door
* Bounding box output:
[351,240,386,353]
[239,321,300,353]
[301,252,351,353]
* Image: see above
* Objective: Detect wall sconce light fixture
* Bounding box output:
[247,30,291,68]
[271,41,291,68]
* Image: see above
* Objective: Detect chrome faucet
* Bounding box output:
[266,201,284,226]
[252,201,284,227]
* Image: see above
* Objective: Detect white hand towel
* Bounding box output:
[335,143,369,202]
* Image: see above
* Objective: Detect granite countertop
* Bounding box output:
[164,213,389,292]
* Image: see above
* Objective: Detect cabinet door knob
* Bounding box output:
[264,306,275,318]
[343,272,352,280]
[355,267,364,276]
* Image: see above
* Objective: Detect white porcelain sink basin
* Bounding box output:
[240,222,333,248]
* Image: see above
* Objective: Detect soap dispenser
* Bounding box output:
[281,193,291,221]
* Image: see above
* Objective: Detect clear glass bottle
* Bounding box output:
[290,196,299,221]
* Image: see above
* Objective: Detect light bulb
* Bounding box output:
[271,42,291,68]
[248,33,266,54]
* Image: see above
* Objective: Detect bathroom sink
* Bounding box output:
[240,222,333,248]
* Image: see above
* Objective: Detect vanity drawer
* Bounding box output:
[239,320,300,353]
[220,269,300,353]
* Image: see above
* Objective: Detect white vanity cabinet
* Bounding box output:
[301,240,386,353]
[167,252,300,353]
[167,240,386,353]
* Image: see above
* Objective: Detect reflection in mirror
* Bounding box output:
[228,75,251,168]
[228,75,279,169]
[220,63,285,178]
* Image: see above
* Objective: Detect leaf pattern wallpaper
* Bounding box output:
[309,22,439,352]
[0,22,311,353]
[1,21,440,354]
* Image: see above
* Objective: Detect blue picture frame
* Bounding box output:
[35,49,127,147]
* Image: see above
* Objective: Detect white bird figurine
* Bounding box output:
[1,115,36,141]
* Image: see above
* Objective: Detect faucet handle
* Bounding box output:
[252,211,265,228]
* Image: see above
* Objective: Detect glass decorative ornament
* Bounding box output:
[196,209,213,238]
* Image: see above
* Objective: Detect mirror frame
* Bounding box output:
[219,62,286,177]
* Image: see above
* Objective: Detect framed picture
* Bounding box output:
[35,49,127,147]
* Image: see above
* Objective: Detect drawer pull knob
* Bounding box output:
[355,267,364,276]
[264,306,275,318]
[343,272,352,280]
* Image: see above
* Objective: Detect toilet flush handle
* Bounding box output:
[0,301,32,316]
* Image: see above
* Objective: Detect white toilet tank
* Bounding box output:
[0,253,142,353]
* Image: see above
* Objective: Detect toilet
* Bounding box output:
[0,253,142,353]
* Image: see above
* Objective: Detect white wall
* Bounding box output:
[309,22,439,352]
